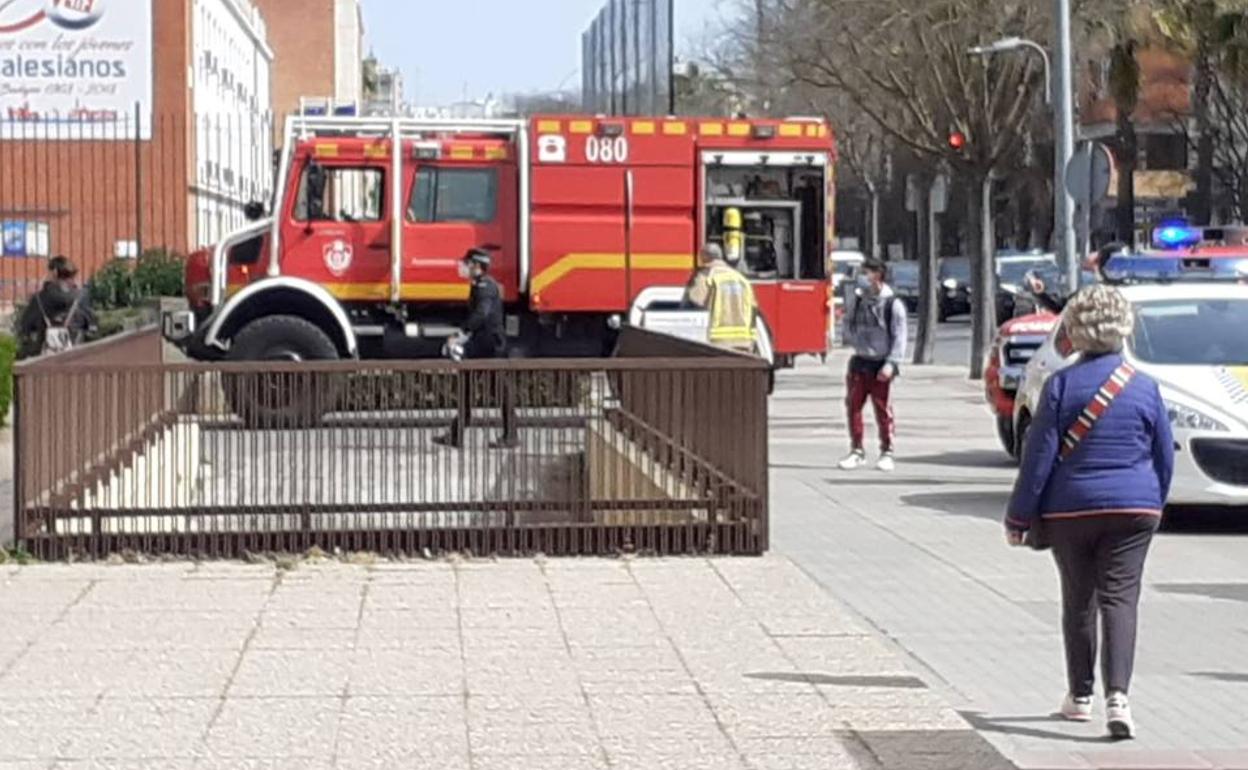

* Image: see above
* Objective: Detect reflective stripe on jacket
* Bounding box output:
[706,264,757,345]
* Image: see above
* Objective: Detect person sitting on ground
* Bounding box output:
[1005,285,1173,741]
[16,255,97,359]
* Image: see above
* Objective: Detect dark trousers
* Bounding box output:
[446,370,517,446]
[846,357,895,452]
[1049,514,1159,697]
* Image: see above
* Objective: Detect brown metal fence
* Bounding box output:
[14,330,769,559]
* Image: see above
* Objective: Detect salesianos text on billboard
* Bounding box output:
[0,0,153,140]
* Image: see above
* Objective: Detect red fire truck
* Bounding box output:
[165,113,836,372]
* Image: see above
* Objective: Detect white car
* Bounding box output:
[1014,281,1248,507]
[829,250,866,294]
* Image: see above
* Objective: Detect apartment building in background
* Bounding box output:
[192,0,275,248]
[1080,46,1194,238]
[256,0,364,125]
[0,0,275,301]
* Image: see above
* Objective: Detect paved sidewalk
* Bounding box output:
[0,556,1015,769]
[771,355,1248,770]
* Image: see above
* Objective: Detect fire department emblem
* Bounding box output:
[1217,367,1248,405]
[323,239,353,277]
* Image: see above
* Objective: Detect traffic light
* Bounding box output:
[948,130,967,152]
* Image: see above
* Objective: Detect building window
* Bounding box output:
[2,221,50,257]
[408,168,498,224]
[1144,133,1188,171]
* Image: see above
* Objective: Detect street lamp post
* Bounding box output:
[968,37,1052,105]
[969,24,1079,292]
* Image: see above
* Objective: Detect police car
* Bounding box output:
[1013,247,1248,507]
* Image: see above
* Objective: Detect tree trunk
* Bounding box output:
[869,185,881,259]
[913,175,939,366]
[1115,113,1138,244]
[1193,49,1215,225]
[968,172,995,381]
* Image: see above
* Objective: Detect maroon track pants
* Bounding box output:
[847,358,895,452]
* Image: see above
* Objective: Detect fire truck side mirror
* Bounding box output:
[306,162,327,221]
[244,201,265,222]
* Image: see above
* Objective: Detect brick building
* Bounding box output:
[255,0,363,126]
[0,0,273,304]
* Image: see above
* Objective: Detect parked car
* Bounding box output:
[830,250,866,293]
[889,260,920,311]
[985,265,1099,458]
[995,253,1058,323]
[938,257,971,321]
[1014,258,1248,506]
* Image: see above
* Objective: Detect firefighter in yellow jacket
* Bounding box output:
[685,241,758,354]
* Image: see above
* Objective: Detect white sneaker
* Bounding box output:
[1059,693,1093,722]
[1106,692,1134,739]
[876,453,896,473]
[837,450,867,470]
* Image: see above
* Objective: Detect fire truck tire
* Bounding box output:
[224,315,341,429]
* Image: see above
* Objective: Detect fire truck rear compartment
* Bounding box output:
[704,163,828,282]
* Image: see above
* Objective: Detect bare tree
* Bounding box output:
[759,0,1045,378]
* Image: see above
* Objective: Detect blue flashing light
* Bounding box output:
[1154,225,1201,249]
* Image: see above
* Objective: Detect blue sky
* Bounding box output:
[360,0,722,106]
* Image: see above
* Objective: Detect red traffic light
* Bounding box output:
[948,131,967,151]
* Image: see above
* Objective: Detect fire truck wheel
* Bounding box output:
[224,315,341,429]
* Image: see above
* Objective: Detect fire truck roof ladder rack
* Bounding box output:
[289,115,525,140]
[260,115,532,310]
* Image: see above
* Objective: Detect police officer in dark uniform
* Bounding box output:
[434,249,518,449]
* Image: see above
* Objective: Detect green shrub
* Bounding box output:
[88,260,135,310]
[88,248,184,311]
[132,248,184,300]
[0,334,16,427]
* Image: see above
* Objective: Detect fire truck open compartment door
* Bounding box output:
[701,151,829,357]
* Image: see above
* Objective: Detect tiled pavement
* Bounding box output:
[0,557,1014,769]
[771,356,1248,770]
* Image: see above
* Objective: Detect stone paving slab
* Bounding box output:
[0,556,1016,769]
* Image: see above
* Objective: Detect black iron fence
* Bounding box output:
[14,329,769,559]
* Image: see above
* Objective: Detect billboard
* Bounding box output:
[582,0,673,116]
[0,0,154,140]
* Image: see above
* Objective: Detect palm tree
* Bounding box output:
[1152,1,1248,224]
[1109,40,1141,242]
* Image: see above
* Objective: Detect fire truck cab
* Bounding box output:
[166,113,836,371]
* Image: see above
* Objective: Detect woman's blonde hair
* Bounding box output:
[1062,285,1134,354]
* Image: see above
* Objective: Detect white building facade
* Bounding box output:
[191,0,275,248]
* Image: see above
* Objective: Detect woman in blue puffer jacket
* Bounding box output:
[1005,285,1174,741]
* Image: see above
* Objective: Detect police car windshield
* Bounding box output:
[1131,298,1248,366]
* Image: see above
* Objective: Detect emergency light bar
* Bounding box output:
[1103,254,1248,283]
[1151,223,1248,249]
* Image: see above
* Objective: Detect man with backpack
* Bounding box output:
[16,256,97,359]
[838,258,907,472]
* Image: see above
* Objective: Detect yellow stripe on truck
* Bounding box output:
[325,282,471,302]
[530,253,693,297]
